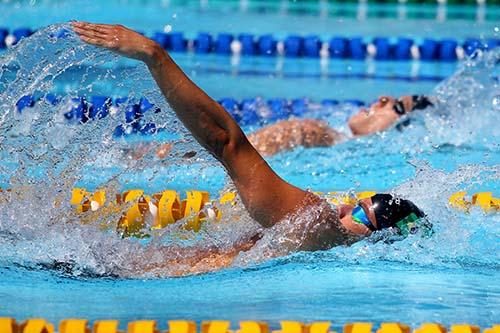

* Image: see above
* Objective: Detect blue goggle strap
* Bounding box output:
[352,205,376,231]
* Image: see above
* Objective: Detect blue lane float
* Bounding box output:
[1,27,498,62]
[374,37,391,60]
[239,33,256,55]
[89,96,112,120]
[151,31,170,50]
[284,35,304,57]
[15,95,35,113]
[14,94,367,136]
[329,37,348,58]
[12,28,33,45]
[304,35,322,58]
[216,33,234,55]
[170,32,187,52]
[258,34,277,56]
[394,38,413,60]
[439,39,458,61]
[349,37,367,60]
[0,28,8,48]
[195,32,212,54]
[420,39,439,61]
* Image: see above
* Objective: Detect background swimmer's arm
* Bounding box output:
[348,109,399,136]
[248,119,341,156]
[73,22,307,228]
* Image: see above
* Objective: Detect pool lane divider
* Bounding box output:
[54,187,500,237]
[1,26,498,62]
[14,95,367,136]
[150,32,499,62]
[0,318,496,333]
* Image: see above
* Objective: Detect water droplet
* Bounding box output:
[163,25,172,33]
[492,95,500,111]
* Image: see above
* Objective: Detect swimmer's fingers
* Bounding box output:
[77,34,105,47]
[77,33,116,49]
[72,22,121,42]
[72,22,113,32]
[73,28,107,39]
[73,26,109,40]
[73,22,158,62]
[73,25,118,49]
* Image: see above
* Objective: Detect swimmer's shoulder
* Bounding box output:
[297,191,360,251]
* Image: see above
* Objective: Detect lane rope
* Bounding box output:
[1,27,498,62]
[0,317,496,333]
[14,95,367,136]
[61,187,499,236]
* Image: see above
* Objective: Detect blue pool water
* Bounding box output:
[0,0,499,329]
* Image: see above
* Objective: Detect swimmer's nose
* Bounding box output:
[338,204,354,219]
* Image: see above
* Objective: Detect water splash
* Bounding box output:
[0,24,260,278]
[427,47,500,147]
[0,24,498,278]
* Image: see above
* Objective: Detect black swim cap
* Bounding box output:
[411,95,434,111]
[371,194,425,230]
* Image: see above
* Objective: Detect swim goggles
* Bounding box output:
[393,98,407,116]
[393,95,431,116]
[353,204,433,237]
[377,96,406,116]
[352,205,376,231]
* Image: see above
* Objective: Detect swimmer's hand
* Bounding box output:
[72,22,159,65]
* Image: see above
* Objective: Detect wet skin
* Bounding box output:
[348,95,415,136]
[132,96,416,161]
[72,22,395,275]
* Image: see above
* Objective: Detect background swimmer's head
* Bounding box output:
[338,193,429,237]
[348,95,434,136]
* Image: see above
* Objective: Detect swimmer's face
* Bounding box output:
[348,95,413,136]
[338,198,377,235]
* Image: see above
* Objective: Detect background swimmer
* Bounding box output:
[248,94,434,156]
[73,22,429,275]
[127,95,434,159]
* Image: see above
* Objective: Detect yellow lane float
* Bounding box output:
[66,188,499,237]
[448,191,499,212]
[0,317,496,333]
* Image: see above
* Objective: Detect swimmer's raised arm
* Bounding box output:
[73,22,307,228]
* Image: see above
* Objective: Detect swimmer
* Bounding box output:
[125,95,434,160]
[248,94,434,156]
[73,22,430,275]
[128,95,434,159]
